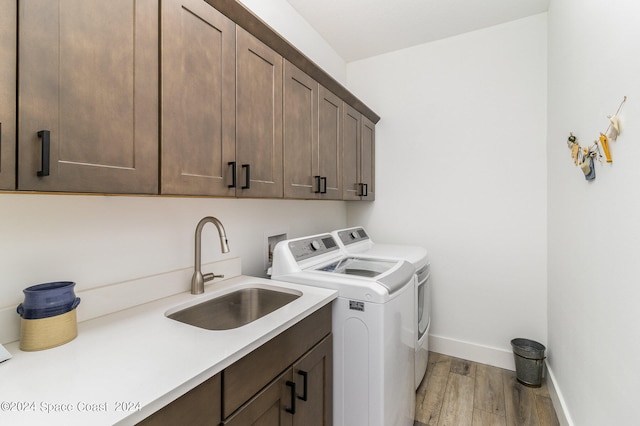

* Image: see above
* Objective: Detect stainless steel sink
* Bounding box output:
[167,287,301,330]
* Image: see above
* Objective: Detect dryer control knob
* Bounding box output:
[310,240,321,251]
[350,231,358,239]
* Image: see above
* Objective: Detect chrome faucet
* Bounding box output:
[191,216,230,295]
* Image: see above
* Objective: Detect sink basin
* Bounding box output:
[167,287,301,330]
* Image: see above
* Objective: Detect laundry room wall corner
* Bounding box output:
[346,14,548,368]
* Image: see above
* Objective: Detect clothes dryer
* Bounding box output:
[332,226,431,388]
[271,233,416,426]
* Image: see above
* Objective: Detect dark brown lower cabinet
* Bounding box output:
[291,336,333,426]
[137,373,221,426]
[224,369,293,426]
[224,335,333,426]
[137,305,332,426]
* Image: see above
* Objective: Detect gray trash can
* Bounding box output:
[510,338,546,387]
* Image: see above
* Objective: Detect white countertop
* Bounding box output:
[0,275,337,425]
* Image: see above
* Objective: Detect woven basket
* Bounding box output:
[20,309,77,351]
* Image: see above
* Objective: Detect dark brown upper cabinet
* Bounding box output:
[360,116,376,200]
[7,0,375,199]
[343,104,375,201]
[0,0,16,190]
[17,0,159,193]
[318,86,343,200]
[235,27,283,198]
[161,0,236,196]
[283,61,318,199]
[283,61,342,200]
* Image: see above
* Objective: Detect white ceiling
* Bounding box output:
[285,0,549,62]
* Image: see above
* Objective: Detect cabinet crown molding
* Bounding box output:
[204,0,380,124]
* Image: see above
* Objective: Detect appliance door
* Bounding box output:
[416,264,431,340]
[415,264,431,388]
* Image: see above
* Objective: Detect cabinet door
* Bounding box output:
[360,116,375,200]
[161,0,236,196]
[236,27,283,198]
[283,61,318,199]
[0,0,16,190]
[293,335,333,426]
[137,373,221,426]
[318,87,342,200]
[17,0,158,194]
[342,103,361,200]
[223,369,294,426]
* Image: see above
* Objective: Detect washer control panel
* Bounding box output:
[288,234,339,262]
[336,227,369,246]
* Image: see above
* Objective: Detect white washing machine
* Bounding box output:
[271,233,416,426]
[332,226,431,389]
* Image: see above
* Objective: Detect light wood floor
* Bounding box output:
[415,352,560,426]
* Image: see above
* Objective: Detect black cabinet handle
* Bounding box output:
[315,176,328,194]
[358,183,368,197]
[228,161,237,188]
[241,164,250,189]
[37,130,50,177]
[297,370,308,401]
[285,380,296,414]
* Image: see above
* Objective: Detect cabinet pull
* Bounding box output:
[0,122,2,153]
[228,162,237,188]
[297,370,308,401]
[358,183,368,197]
[37,130,50,177]
[241,164,250,189]
[285,380,296,414]
[315,176,327,194]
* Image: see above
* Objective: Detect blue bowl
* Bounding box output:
[22,281,76,308]
[17,297,81,319]
[17,281,78,319]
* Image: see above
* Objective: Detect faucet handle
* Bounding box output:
[203,273,224,283]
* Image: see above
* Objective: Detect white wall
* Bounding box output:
[547,1,640,425]
[237,0,347,84]
[346,14,548,368]
[0,194,346,343]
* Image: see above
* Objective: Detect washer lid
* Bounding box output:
[317,257,398,278]
[316,257,415,294]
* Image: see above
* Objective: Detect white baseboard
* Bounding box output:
[545,364,574,426]
[429,333,515,370]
